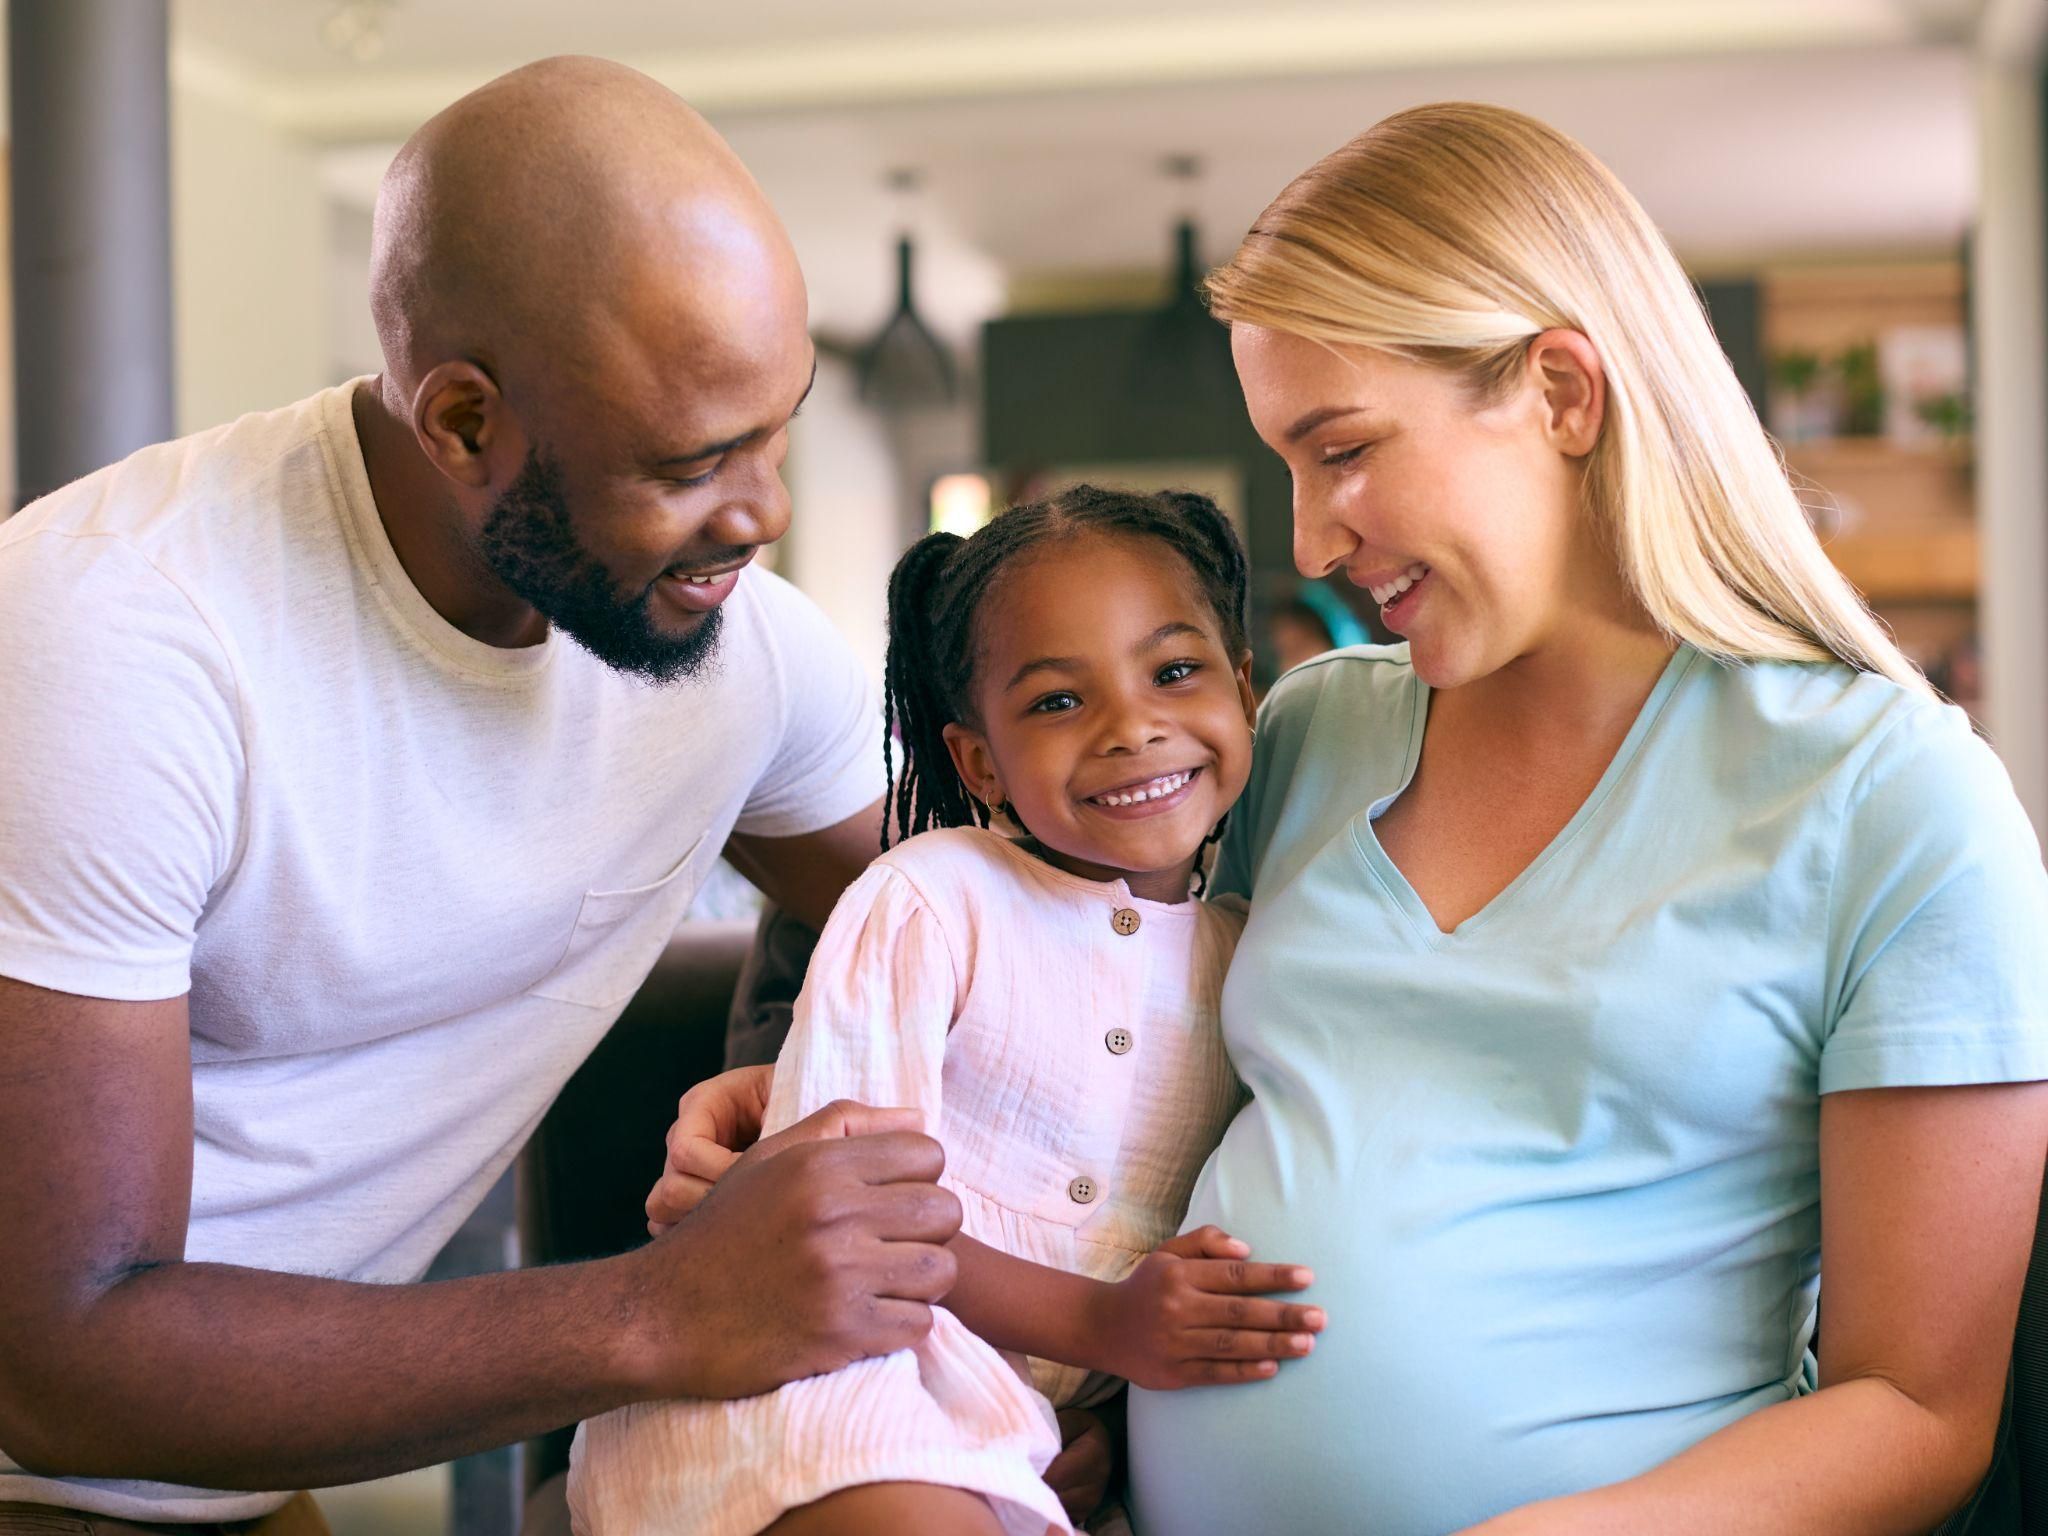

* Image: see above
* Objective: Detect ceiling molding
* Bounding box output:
[173,0,1947,142]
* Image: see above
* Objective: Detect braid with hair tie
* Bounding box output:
[882,531,977,848]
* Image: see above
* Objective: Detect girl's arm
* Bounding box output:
[1463,1081,2048,1536]
[944,1226,1324,1390]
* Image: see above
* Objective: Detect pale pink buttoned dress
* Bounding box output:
[567,826,1246,1536]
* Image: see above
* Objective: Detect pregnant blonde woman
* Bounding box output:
[1127,103,2048,1536]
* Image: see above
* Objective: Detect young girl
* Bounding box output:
[567,485,1325,1536]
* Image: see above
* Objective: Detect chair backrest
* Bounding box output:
[516,918,755,1494]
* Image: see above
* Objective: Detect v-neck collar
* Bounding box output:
[1351,644,1701,945]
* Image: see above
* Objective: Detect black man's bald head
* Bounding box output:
[364,58,814,683]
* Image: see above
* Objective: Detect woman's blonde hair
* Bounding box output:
[1206,102,1930,695]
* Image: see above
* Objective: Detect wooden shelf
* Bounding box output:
[1781,435,1972,470]
[1822,525,1979,602]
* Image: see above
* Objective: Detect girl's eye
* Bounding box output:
[1156,661,1199,685]
[1320,443,1370,471]
[1029,691,1080,715]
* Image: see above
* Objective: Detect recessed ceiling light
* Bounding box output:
[320,0,397,65]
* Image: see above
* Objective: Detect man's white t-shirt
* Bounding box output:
[0,381,884,1519]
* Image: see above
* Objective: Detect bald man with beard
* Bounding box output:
[0,59,967,1532]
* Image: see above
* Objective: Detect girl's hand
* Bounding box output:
[1043,1407,1114,1525]
[646,1064,775,1234]
[1090,1226,1324,1390]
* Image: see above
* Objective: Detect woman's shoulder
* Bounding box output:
[1705,654,1993,794]
[1211,646,1418,900]
[1704,654,2036,869]
[1263,642,1416,720]
[1255,643,1419,768]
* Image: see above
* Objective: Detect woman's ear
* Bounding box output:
[941,722,1005,810]
[1526,328,1606,458]
[410,360,518,490]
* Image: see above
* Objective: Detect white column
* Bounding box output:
[1972,13,2048,837]
[8,0,174,503]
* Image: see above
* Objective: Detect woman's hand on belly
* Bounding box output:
[1088,1226,1325,1391]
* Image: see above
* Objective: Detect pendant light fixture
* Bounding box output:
[856,168,958,410]
[1132,154,1233,410]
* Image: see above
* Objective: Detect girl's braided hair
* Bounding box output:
[882,483,1249,853]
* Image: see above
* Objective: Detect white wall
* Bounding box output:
[329,200,382,381]
[1973,45,2048,837]
[172,81,329,433]
[781,353,906,682]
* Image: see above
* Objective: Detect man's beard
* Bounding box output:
[477,446,723,685]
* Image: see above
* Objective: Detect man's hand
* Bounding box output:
[1045,1407,1114,1526]
[647,1064,775,1234]
[1087,1226,1323,1391]
[629,1098,961,1400]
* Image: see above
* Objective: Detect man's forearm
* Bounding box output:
[9,1251,657,1491]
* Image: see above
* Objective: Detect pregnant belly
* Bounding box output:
[1125,1118,1793,1536]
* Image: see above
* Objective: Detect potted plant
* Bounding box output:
[1767,348,1830,442]
[1837,341,1885,437]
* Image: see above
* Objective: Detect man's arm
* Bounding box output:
[724,796,885,931]
[0,975,960,1491]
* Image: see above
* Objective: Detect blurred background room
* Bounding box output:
[5,1,2046,1530]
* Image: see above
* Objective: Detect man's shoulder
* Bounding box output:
[716,564,840,650]
[2,386,351,566]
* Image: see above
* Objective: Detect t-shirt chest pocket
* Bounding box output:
[531,833,712,1010]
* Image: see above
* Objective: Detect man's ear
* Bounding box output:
[410,361,516,490]
[941,722,1004,809]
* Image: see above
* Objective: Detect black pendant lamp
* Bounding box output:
[856,169,958,409]
[1132,155,1232,409]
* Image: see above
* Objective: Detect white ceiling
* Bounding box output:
[169,0,1985,344]
[174,0,1980,96]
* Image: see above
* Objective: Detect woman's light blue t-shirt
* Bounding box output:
[1128,644,2048,1536]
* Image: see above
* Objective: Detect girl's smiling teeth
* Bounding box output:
[1087,768,1198,807]
[1369,562,1430,610]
